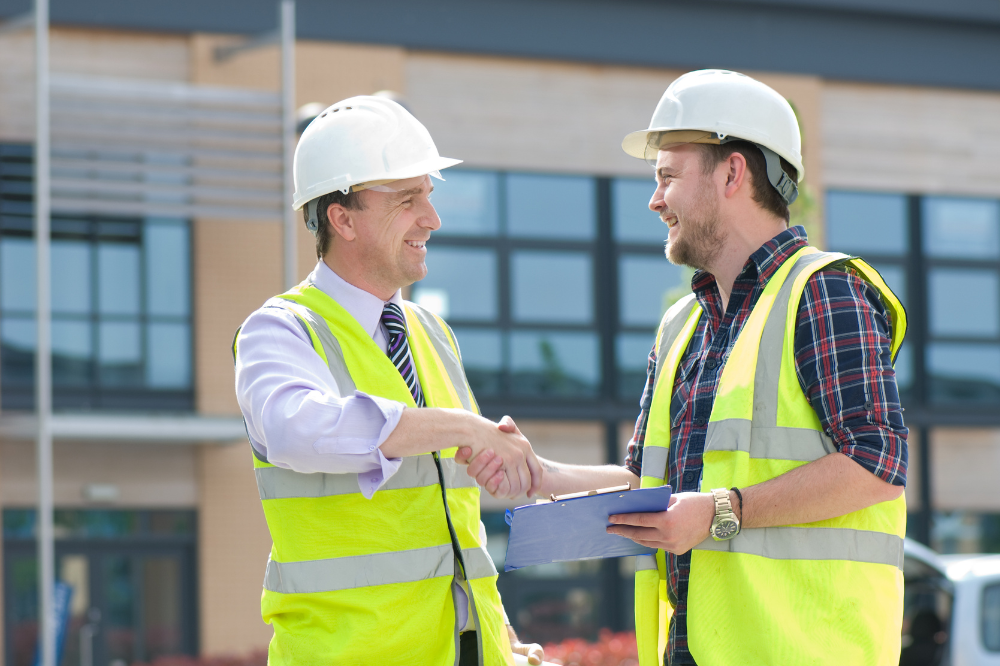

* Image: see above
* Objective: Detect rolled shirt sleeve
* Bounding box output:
[235,301,405,498]
[794,268,908,486]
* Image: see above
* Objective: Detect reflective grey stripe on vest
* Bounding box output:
[640,445,670,481]
[694,526,904,571]
[704,251,842,460]
[256,453,477,500]
[267,297,357,397]
[264,543,497,594]
[703,420,837,461]
[752,251,846,431]
[405,302,477,413]
[635,554,658,572]
[653,294,699,391]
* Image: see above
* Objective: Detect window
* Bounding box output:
[612,178,690,403]
[923,197,1000,406]
[414,169,601,399]
[986,583,1000,652]
[827,190,1000,415]
[0,143,193,410]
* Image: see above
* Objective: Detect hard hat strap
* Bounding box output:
[756,144,799,205]
[305,199,320,237]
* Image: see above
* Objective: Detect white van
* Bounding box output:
[903,539,1000,665]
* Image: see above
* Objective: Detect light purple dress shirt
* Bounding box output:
[234,260,503,632]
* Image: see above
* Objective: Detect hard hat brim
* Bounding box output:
[293,155,462,210]
[621,127,804,183]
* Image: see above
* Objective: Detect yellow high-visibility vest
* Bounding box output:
[235,281,514,666]
[635,247,907,666]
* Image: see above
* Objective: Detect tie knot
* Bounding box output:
[381,302,407,336]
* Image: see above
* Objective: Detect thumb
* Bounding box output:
[454,447,473,464]
[497,414,521,435]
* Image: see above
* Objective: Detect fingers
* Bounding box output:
[605,524,663,543]
[514,456,531,499]
[492,472,512,498]
[483,468,505,496]
[511,642,544,665]
[466,448,497,478]
[454,446,473,465]
[608,511,662,527]
[474,455,504,488]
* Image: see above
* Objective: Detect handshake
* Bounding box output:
[454,415,544,500]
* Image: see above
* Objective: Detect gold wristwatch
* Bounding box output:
[710,488,740,541]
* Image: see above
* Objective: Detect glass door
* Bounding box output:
[4,543,196,666]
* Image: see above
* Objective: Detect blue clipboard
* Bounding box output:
[502,485,672,572]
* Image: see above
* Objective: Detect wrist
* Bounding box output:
[729,489,742,523]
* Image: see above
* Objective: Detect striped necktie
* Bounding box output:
[381,302,425,407]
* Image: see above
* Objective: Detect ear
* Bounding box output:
[326,202,358,242]
[723,152,749,199]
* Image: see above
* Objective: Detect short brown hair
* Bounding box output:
[307,189,366,259]
[699,141,797,222]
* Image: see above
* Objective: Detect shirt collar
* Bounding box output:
[308,260,405,340]
[689,225,810,302]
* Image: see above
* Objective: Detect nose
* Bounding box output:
[420,200,442,231]
[649,181,666,214]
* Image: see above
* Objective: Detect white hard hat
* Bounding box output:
[292,95,461,212]
[622,70,803,204]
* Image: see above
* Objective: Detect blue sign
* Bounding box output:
[32,581,74,666]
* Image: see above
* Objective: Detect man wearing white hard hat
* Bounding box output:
[234,96,544,666]
[464,70,908,665]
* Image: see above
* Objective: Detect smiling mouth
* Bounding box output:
[664,217,679,229]
[404,240,426,249]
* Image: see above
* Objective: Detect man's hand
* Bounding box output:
[455,416,542,499]
[606,491,715,554]
[454,415,542,499]
[507,625,544,665]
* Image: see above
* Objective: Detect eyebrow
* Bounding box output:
[656,167,675,180]
[392,185,430,200]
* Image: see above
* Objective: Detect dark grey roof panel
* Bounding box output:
[1,0,999,91]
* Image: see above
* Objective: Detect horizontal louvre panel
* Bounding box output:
[48,73,283,221]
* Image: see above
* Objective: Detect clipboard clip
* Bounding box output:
[538,483,632,504]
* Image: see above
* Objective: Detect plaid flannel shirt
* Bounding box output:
[622,226,908,665]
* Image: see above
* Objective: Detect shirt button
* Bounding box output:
[864,400,874,411]
[695,417,707,427]
[705,358,717,369]
[683,471,696,483]
[368,444,376,451]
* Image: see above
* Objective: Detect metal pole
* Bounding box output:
[280,0,297,290]
[34,1,55,665]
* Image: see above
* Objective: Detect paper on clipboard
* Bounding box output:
[502,485,672,572]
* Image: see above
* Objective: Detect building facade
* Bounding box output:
[1,0,999,661]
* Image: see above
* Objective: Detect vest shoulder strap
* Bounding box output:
[653,293,701,391]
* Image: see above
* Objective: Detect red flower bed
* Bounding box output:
[543,629,639,666]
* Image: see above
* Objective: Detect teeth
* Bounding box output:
[405,241,425,248]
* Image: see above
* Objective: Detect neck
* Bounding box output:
[704,215,789,312]
[322,254,396,302]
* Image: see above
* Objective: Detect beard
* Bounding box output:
[664,186,726,271]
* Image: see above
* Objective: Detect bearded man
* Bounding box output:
[463,70,909,666]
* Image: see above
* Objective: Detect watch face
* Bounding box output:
[713,518,739,540]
